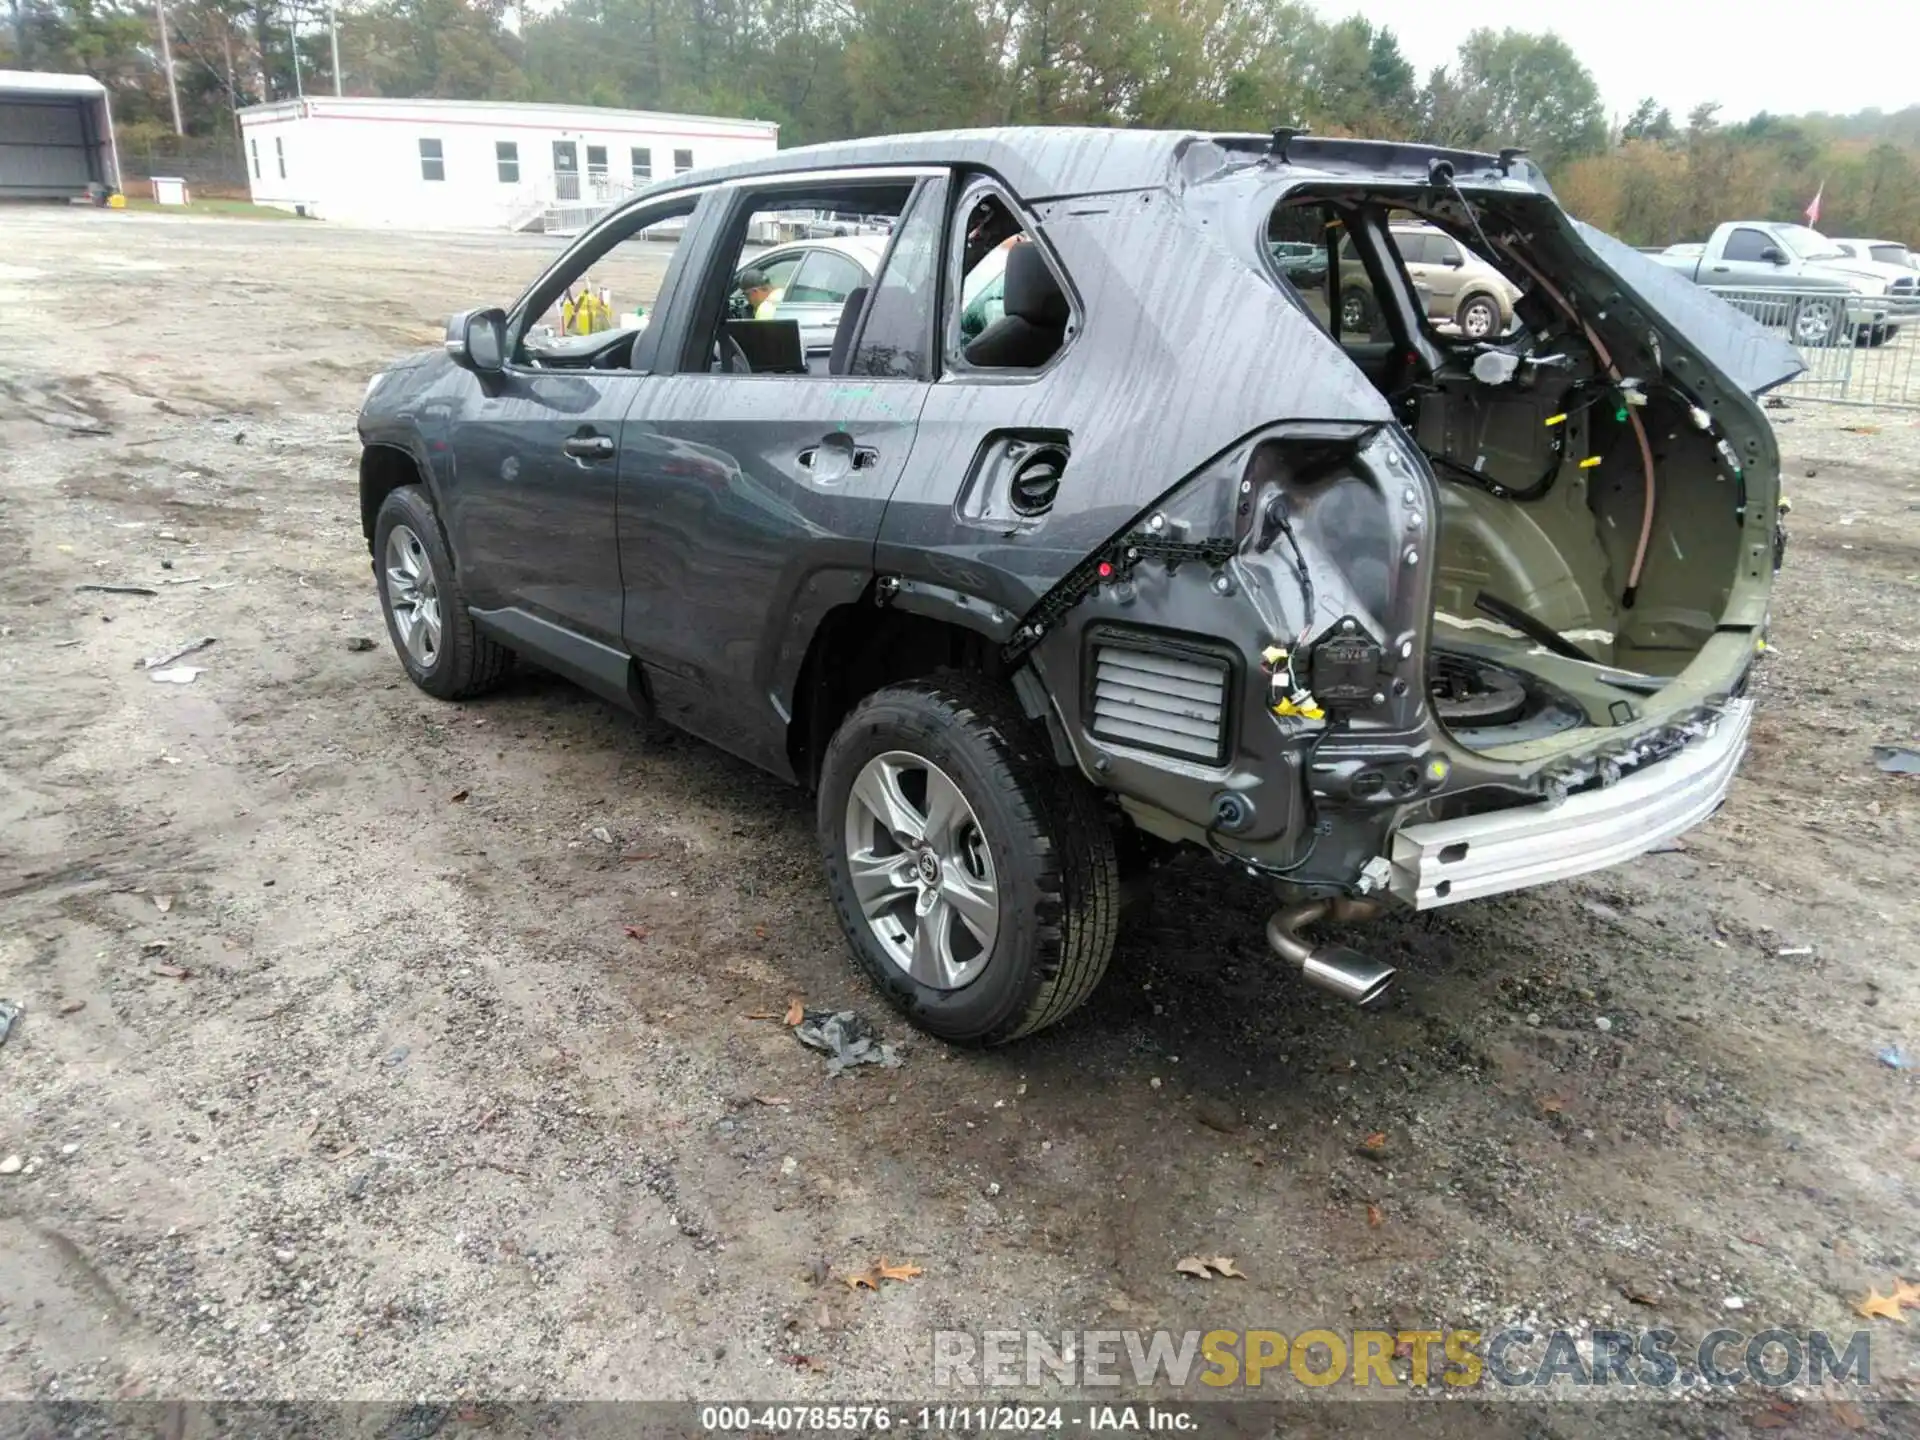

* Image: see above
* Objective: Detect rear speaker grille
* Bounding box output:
[1089,644,1230,763]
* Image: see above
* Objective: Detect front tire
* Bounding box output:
[372,484,513,700]
[1456,292,1501,339]
[1789,296,1843,348]
[817,676,1120,1046]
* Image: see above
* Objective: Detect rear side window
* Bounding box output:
[946,180,1073,372]
[1724,228,1773,262]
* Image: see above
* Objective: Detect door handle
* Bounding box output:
[798,445,880,470]
[563,432,616,461]
[1710,265,1730,273]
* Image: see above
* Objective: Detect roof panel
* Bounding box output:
[0,69,109,98]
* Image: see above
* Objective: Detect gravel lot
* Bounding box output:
[2,210,1918,1431]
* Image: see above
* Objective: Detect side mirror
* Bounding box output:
[1443,252,1465,268]
[446,307,507,373]
[1760,246,1787,265]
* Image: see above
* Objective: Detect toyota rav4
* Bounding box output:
[356,128,1796,1046]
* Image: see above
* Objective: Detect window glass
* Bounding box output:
[850,178,945,379]
[249,137,259,179]
[1724,228,1772,262]
[587,145,608,180]
[673,149,694,174]
[1428,234,1462,266]
[1870,244,1909,266]
[496,141,519,184]
[1390,231,1429,265]
[274,135,286,179]
[632,147,652,183]
[786,250,867,304]
[419,138,444,182]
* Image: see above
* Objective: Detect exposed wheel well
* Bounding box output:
[360,445,426,552]
[787,598,1005,790]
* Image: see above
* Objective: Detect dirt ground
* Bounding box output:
[2,210,1918,1433]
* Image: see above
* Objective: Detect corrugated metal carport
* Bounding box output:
[0,70,120,200]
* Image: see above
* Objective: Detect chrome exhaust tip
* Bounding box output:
[1299,945,1397,1007]
[1265,903,1397,1007]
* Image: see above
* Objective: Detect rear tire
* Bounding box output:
[818,675,1120,1046]
[1455,292,1501,339]
[372,485,513,701]
[1339,285,1375,337]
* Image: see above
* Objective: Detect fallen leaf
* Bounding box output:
[844,1270,878,1292]
[623,926,647,942]
[1621,1284,1661,1307]
[1205,1257,1245,1279]
[1360,1131,1386,1150]
[1367,1204,1384,1228]
[781,1354,814,1369]
[1539,1096,1565,1115]
[153,894,174,914]
[450,790,469,803]
[1751,1413,1791,1430]
[753,1094,791,1107]
[151,964,192,980]
[784,995,805,1027]
[1834,1401,1867,1430]
[1854,1287,1905,1323]
[1175,1257,1213,1280]
[57,1000,86,1016]
[876,1258,923,1282]
[1892,1277,1920,1309]
[1663,1103,1683,1132]
[1326,1058,1356,1073]
[754,926,766,939]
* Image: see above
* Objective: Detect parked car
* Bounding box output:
[357,129,1795,1046]
[1650,222,1912,345]
[1339,223,1520,339]
[730,235,889,361]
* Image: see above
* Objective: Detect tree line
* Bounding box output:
[6,0,1917,244]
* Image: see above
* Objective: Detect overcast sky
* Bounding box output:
[1305,0,1912,124]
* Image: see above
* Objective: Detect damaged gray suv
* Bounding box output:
[356,128,1795,1045]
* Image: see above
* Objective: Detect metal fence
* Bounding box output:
[118,135,251,194]
[1706,285,1920,410]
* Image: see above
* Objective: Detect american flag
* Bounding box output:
[1805,183,1824,226]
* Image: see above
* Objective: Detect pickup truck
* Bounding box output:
[1651,221,1915,346]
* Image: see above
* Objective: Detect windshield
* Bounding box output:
[1774,225,1846,262]
[1871,244,1913,267]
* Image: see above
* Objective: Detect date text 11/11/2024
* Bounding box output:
[699,1405,1195,1431]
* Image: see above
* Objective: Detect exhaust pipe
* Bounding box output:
[1265,900,1397,1007]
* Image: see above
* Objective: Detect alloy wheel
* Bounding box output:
[843,751,998,990]
[384,523,443,669]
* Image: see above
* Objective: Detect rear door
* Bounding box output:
[616,171,948,773]
[774,247,873,362]
[1712,226,1793,288]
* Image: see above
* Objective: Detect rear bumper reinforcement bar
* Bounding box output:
[1387,698,1755,909]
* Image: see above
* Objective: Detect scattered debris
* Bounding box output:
[449,790,469,804]
[589,826,614,844]
[1539,1095,1566,1115]
[623,925,647,943]
[57,999,85,1016]
[139,636,215,670]
[152,894,174,913]
[344,636,377,652]
[783,995,805,1027]
[753,1094,790,1107]
[0,1156,21,1177]
[74,583,157,597]
[1367,1204,1384,1228]
[0,1000,19,1048]
[843,1257,923,1292]
[1358,1131,1387,1154]
[1872,746,1920,775]
[1620,1283,1662,1307]
[151,963,193,980]
[1594,1016,1614,1032]
[779,1155,798,1177]
[791,1009,902,1075]
[1175,1256,1246,1280]
[1878,1045,1912,1071]
[1723,1296,1746,1311]
[148,665,202,684]
[1777,946,1813,957]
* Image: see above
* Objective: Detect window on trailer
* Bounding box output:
[249,137,259,179]
[419,138,444,182]
[632,147,651,184]
[275,136,285,179]
[674,148,693,174]
[497,141,519,184]
[587,145,608,183]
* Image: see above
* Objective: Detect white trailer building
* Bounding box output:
[235,96,778,230]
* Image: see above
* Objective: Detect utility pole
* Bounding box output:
[328,0,342,96]
[289,2,304,99]
[155,0,184,134]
